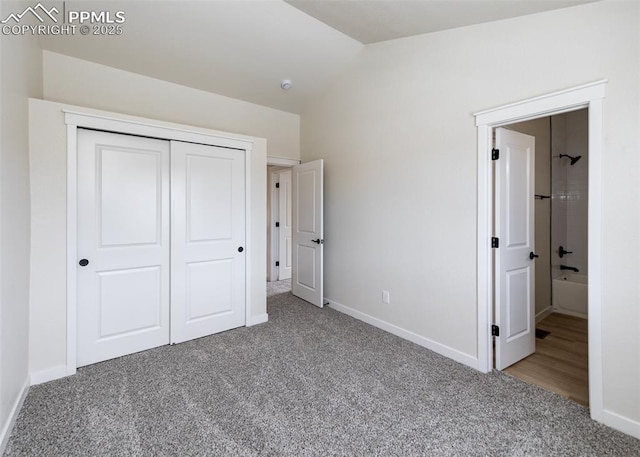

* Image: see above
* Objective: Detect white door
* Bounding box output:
[292,160,324,307]
[495,127,536,370]
[277,169,293,280]
[77,129,170,367]
[170,141,246,344]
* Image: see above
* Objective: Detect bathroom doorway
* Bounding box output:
[475,81,606,423]
[498,109,589,405]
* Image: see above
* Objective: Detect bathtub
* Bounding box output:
[552,273,588,318]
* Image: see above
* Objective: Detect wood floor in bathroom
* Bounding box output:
[505,313,589,406]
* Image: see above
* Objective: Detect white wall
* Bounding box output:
[28,99,267,380]
[42,51,301,161]
[0,1,43,449]
[507,118,552,318]
[301,1,639,430]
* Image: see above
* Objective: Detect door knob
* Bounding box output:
[238,247,244,252]
[79,259,89,266]
[529,252,539,260]
[311,239,324,244]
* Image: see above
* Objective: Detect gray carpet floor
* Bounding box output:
[5,285,640,456]
[267,279,291,297]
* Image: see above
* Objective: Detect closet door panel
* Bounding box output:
[77,129,170,367]
[171,141,246,343]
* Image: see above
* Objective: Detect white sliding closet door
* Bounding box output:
[77,130,247,367]
[77,129,170,367]
[170,141,246,344]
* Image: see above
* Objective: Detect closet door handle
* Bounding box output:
[79,259,89,267]
[529,252,539,260]
[238,247,244,253]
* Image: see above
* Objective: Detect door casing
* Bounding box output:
[66,110,254,376]
[474,80,606,424]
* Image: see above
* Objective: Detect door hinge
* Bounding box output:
[491,324,500,337]
[275,222,280,227]
[491,237,499,248]
[275,261,280,267]
[492,148,499,160]
[275,182,280,188]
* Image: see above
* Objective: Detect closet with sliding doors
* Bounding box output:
[76,128,246,367]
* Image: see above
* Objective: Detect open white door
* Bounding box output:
[277,169,293,280]
[495,127,536,370]
[170,141,246,344]
[292,160,324,307]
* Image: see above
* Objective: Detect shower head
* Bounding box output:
[559,154,582,166]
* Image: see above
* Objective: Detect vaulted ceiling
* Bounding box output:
[38,1,594,113]
[284,0,594,44]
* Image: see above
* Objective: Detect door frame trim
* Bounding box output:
[267,156,300,167]
[64,110,254,376]
[474,80,606,422]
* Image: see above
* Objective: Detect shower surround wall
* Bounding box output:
[551,109,588,280]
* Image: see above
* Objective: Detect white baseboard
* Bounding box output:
[535,306,554,323]
[601,409,640,440]
[0,377,29,455]
[553,308,588,320]
[324,298,478,370]
[247,313,268,326]
[30,364,69,386]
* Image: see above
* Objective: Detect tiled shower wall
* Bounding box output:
[551,109,588,277]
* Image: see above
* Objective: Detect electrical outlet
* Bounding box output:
[382,290,390,304]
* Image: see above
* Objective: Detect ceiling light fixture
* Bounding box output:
[280,80,293,90]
